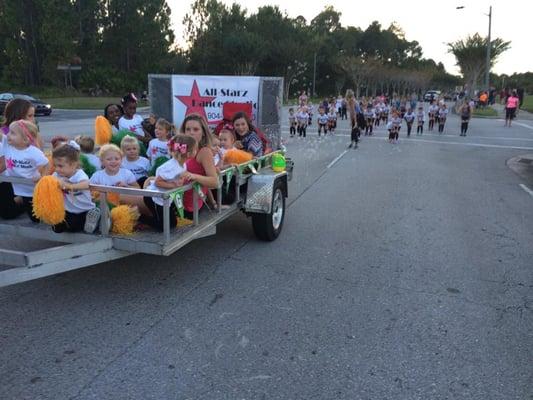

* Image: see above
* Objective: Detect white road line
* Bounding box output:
[514,122,533,131]
[280,128,533,142]
[290,133,533,151]
[327,150,348,169]
[519,184,533,198]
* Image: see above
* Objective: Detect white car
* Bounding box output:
[424,90,441,102]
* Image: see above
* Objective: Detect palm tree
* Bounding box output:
[447,33,510,94]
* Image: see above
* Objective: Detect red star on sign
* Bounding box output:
[176,80,216,121]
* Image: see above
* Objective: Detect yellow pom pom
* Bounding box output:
[176,217,193,227]
[33,176,65,225]
[110,205,140,235]
[223,149,253,164]
[95,115,113,145]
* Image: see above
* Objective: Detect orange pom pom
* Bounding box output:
[223,149,253,164]
[95,115,112,145]
[33,176,65,225]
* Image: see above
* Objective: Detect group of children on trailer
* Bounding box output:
[0,95,264,235]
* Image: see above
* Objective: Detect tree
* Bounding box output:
[448,33,510,92]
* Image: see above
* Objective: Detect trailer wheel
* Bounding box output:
[252,179,285,241]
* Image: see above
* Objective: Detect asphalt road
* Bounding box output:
[1,109,532,399]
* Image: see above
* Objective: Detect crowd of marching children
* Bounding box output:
[290,90,462,146]
[0,93,271,235]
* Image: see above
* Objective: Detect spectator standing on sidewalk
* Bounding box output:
[504,90,519,127]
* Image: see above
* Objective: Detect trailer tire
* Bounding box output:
[252,179,285,241]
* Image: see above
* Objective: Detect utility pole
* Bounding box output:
[484,5,492,91]
[312,52,317,97]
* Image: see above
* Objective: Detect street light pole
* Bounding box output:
[312,52,317,97]
[484,5,492,91]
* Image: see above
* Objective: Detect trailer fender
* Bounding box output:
[244,172,287,214]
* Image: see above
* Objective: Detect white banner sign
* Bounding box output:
[172,75,260,126]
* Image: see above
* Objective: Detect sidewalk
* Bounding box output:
[492,103,533,121]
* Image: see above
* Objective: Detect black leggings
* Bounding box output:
[141,196,178,232]
[52,211,88,233]
[428,118,435,130]
[365,120,373,134]
[0,182,38,221]
[406,123,413,136]
[290,126,296,136]
[298,125,307,137]
[461,120,469,134]
[417,124,423,134]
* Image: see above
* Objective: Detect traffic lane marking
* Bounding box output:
[519,184,533,198]
[327,150,348,169]
[514,122,533,131]
[281,127,533,142]
[299,133,533,151]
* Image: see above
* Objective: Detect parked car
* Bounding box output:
[0,93,52,116]
[423,90,441,102]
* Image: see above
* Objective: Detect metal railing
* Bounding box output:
[0,151,284,244]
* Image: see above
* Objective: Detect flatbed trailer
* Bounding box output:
[0,153,293,287]
[0,74,291,287]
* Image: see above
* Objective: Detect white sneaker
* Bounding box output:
[84,208,101,233]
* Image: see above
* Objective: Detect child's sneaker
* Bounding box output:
[84,208,101,233]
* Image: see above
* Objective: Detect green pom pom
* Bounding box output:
[79,154,97,178]
[149,156,170,177]
[111,129,147,157]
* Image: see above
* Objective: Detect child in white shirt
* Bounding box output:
[89,144,139,188]
[219,125,236,159]
[416,106,425,135]
[327,108,337,133]
[438,105,449,134]
[0,120,48,221]
[288,108,297,137]
[404,109,416,137]
[147,118,173,165]
[51,143,99,233]
[364,106,374,135]
[428,102,439,131]
[317,107,329,137]
[118,93,149,144]
[141,134,197,231]
[120,136,150,187]
[297,107,309,138]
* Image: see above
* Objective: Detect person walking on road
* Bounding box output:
[346,89,359,149]
[459,101,472,136]
[504,90,519,127]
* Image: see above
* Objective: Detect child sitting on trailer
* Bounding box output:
[148,118,173,165]
[0,120,48,221]
[90,144,139,189]
[142,135,197,231]
[51,143,100,233]
[121,136,150,187]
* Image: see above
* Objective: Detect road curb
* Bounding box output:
[507,154,533,185]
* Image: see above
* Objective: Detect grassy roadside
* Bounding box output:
[40,96,148,110]
[521,95,533,113]
[473,107,498,117]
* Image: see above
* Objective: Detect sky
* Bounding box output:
[167,0,532,77]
